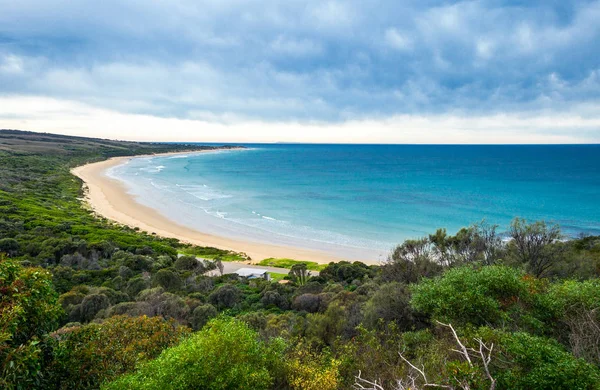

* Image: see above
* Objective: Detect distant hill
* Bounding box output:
[0,129,240,157]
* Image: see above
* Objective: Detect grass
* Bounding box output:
[258,258,327,272]
[267,272,288,282]
[179,247,246,262]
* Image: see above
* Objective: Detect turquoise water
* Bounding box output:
[108,144,600,261]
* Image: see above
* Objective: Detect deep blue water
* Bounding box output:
[108,144,600,261]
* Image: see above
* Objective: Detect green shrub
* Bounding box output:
[103,317,284,390]
[190,304,218,330]
[58,291,85,309]
[153,269,182,292]
[320,261,375,284]
[125,277,148,298]
[78,294,110,323]
[363,282,419,331]
[490,330,600,389]
[47,315,190,389]
[0,256,62,389]
[411,265,535,327]
[208,284,241,309]
[173,256,199,272]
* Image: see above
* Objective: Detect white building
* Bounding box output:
[234,268,270,281]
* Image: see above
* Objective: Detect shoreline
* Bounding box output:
[71,151,354,264]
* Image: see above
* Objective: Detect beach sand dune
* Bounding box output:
[71,153,350,264]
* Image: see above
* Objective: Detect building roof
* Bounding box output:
[234,268,269,277]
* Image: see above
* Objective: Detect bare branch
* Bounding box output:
[436,321,472,366]
[355,322,496,390]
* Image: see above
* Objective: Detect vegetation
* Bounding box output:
[1,130,600,389]
[104,317,283,390]
[258,258,327,271]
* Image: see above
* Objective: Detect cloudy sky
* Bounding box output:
[1,0,599,143]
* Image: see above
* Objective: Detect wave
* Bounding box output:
[175,184,232,201]
[139,165,165,173]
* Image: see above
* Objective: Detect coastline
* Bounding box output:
[71,151,351,264]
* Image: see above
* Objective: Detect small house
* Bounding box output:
[234,268,270,281]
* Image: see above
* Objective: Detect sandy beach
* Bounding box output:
[71,152,349,264]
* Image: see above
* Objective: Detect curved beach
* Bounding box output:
[71,153,349,264]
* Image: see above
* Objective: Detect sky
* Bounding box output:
[0,0,599,143]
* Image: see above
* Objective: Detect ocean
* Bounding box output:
[107,144,600,261]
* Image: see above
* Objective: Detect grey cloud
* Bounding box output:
[0,0,599,123]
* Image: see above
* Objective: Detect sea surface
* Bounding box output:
[107,144,600,261]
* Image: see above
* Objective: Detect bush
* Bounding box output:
[0,257,62,344]
[320,261,374,284]
[123,255,151,272]
[153,269,182,292]
[382,239,443,284]
[208,284,241,309]
[292,294,322,313]
[363,283,420,331]
[78,294,110,323]
[261,290,289,310]
[58,291,85,309]
[545,279,600,364]
[48,315,190,389]
[126,277,148,298]
[0,256,62,389]
[137,288,189,322]
[103,317,284,390]
[190,304,218,330]
[490,330,600,389]
[0,238,19,257]
[107,302,153,317]
[411,266,534,327]
[173,256,199,272]
[283,345,341,390]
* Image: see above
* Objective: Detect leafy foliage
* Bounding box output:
[103,317,283,390]
[411,265,537,328]
[47,316,190,389]
[0,256,62,389]
[2,130,600,389]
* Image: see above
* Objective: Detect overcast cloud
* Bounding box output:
[0,0,599,142]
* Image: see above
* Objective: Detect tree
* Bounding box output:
[473,220,503,265]
[509,218,561,277]
[429,228,454,266]
[383,239,442,284]
[214,258,224,276]
[289,264,311,286]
